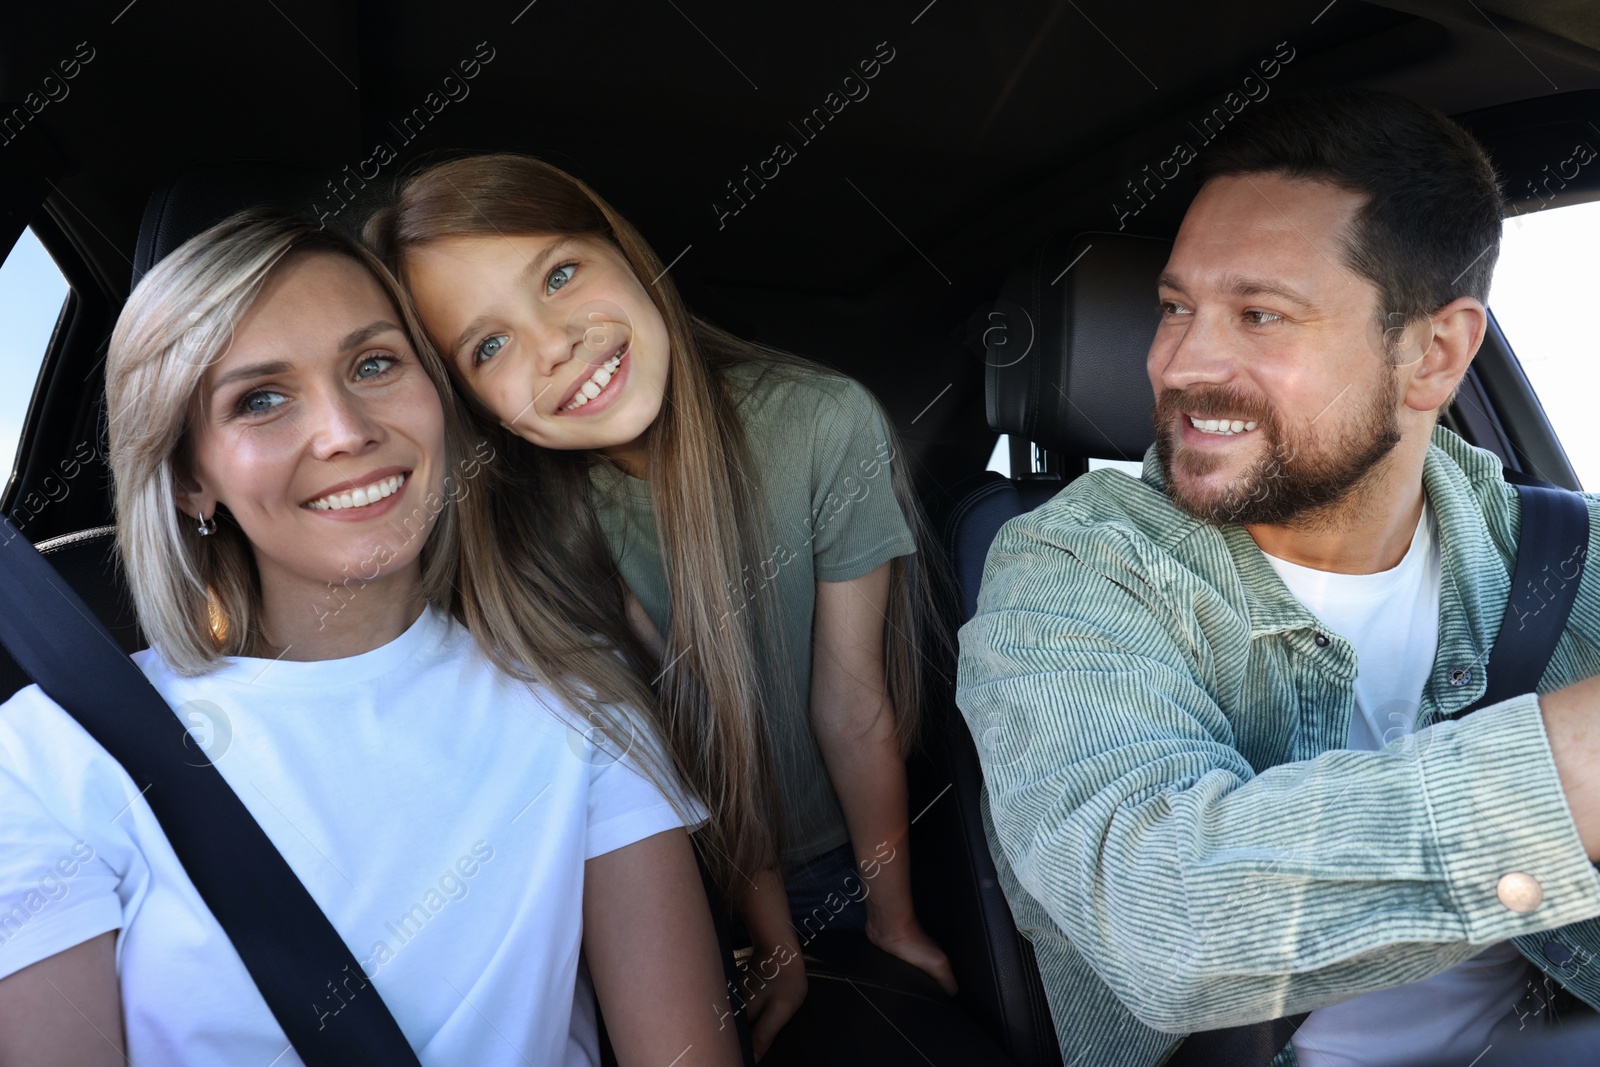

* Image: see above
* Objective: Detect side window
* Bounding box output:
[1490,199,1600,488]
[987,434,1010,476]
[0,227,70,484]
[987,435,1142,478]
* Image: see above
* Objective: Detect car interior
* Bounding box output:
[3,2,1599,1065]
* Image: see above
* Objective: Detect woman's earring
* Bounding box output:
[196,509,216,537]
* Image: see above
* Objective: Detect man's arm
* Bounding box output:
[956,517,1600,1033]
[1536,676,1600,859]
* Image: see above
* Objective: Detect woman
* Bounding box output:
[367,153,957,1053]
[0,212,740,1067]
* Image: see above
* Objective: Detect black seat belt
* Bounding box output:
[0,516,423,1067]
[1168,482,1590,1067]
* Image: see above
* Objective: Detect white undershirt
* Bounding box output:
[0,606,696,1066]
[1265,504,1531,1066]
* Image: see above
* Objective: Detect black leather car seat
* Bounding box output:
[914,230,1172,1067]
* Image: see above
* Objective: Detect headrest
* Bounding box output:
[985,232,1172,461]
[131,161,358,286]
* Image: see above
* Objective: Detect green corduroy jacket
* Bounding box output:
[957,426,1600,1067]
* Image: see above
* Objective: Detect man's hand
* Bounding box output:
[1539,673,1600,860]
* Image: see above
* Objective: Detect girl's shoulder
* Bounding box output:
[717,359,882,431]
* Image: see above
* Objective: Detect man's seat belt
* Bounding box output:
[1167,482,1590,1067]
[0,516,423,1066]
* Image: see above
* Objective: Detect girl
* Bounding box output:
[0,212,740,1067]
[367,153,957,1053]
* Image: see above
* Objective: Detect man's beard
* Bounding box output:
[1152,374,1403,527]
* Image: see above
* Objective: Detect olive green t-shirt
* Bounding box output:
[590,361,916,863]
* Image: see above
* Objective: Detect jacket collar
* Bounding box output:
[1139,427,1509,707]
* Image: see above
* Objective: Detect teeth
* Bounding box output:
[564,350,625,411]
[307,473,406,511]
[1189,416,1260,436]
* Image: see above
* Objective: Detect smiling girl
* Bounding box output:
[0,212,740,1067]
[367,153,956,1052]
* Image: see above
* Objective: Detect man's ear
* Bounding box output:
[1403,296,1486,414]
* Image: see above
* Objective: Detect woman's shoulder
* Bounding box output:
[0,679,130,810]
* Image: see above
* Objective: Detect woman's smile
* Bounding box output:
[301,467,411,518]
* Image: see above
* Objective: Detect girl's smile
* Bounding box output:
[403,233,672,473]
[557,342,628,414]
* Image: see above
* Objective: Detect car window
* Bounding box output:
[986,436,1143,478]
[0,227,70,485]
[1490,198,1600,489]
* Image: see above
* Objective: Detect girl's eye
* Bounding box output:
[474,335,509,365]
[237,389,286,416]
[546,263,577,294]
[355,354,396,379]
[1244,310,1283,326]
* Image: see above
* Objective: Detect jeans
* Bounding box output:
[728,843,868,947]
[784,843,868,935]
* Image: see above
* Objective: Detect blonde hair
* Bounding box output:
[367,154,940,891]
[106,213,682,827]
[106,213,460,671]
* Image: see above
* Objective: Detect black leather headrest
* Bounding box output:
[131,161,359,286]
[985,232,1172,462]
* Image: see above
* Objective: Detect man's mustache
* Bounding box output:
[1154,387,1274,428]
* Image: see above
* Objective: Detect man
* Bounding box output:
[957,87,1600,1067]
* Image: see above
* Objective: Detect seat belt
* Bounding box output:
[1450,482,1590,718]
[1167,482,1590,1067]
[0,516,423,1067]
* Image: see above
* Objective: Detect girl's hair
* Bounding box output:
[366,154,940,891]
[106,212,682,822]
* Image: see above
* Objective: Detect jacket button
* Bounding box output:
[1497,872,1544,913]
[1448,666,1473,687]
[1544,941,1575,966]
[1313,632,1330,648]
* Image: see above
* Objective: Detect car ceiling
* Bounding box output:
[3,0,1599,498]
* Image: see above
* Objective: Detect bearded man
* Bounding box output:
[957,87,1600,1067]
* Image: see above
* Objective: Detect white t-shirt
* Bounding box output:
[1264,504,1533,1066]
[0,606,697,1067]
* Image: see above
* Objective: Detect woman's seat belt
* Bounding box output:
[0,515,428,1066]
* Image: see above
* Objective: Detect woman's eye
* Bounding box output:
[237,389,285,416]
[546,263,577,294]
[474,335,509,364]
[355,355,396,379]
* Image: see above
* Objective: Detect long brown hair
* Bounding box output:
[366,154,936,890]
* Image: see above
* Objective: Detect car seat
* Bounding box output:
[913,230,1171,1067]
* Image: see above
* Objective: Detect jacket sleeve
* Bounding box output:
[955,513,1600,1031]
